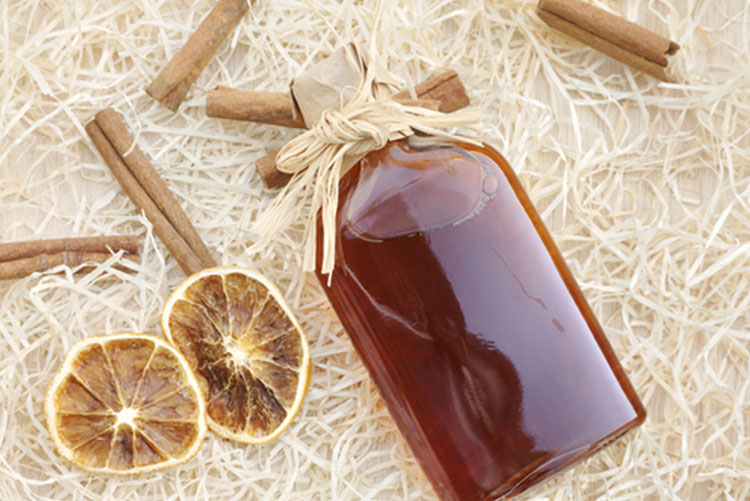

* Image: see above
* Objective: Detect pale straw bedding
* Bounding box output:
[1,0,749,499]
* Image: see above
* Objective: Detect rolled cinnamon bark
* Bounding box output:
[0,252,138,280]
[0,236,138,262]
[206,87,306,128]
[93,109,216,272]
[146,0,250,111]
[206,91,444,127]
[206,70,466,127]
[0,236,140,280]
[392,71,470,113]
[87,121,206,275]
[255,151,291,189]
[537,0,679,81]
[87,110,217,275]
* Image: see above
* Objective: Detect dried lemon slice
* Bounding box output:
[45,333,206,474]
[161,267,311,444]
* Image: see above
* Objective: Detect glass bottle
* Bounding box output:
[315,137,646,500]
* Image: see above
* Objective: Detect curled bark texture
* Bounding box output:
[146,0,250,111]
[87,109,216,275]
[537,0,679,81]
[0,237,139,280]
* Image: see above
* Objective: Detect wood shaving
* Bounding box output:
[1,0,748,499]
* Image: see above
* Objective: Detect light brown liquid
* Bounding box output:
[316,138,646,500]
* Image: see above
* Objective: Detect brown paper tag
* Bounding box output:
[290,44,399,128]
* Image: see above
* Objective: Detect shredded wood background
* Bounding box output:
[1,1,749,499]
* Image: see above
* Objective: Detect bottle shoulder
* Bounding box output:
[338,138,508,241]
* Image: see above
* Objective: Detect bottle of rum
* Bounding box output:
[316,137,646,500]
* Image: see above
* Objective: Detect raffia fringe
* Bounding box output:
[250,75,480,278]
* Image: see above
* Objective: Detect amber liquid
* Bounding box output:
[316,139,646,500]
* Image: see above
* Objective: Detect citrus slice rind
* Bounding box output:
[161,267,311,444]
[45,333,207,474]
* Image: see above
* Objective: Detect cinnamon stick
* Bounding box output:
[206,87,306,128]
[146,0,250,111]
[0,252,138,280]
[93,109,215,271]
[86,110,216,275]
[537,0,679,82]
[255,151,291,189]
[392,71,470,113]
[0,236,139,280]
[0,235,138,262]
[206,70,467,126]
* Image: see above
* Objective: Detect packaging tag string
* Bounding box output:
[251,46,480,279]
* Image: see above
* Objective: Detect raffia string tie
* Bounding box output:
[251,48,480,280]
[278,105,393,171]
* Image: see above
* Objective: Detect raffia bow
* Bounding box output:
[250,46,480,279]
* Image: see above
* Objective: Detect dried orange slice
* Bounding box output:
[161,267,311,444]
[45,333,206,474]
